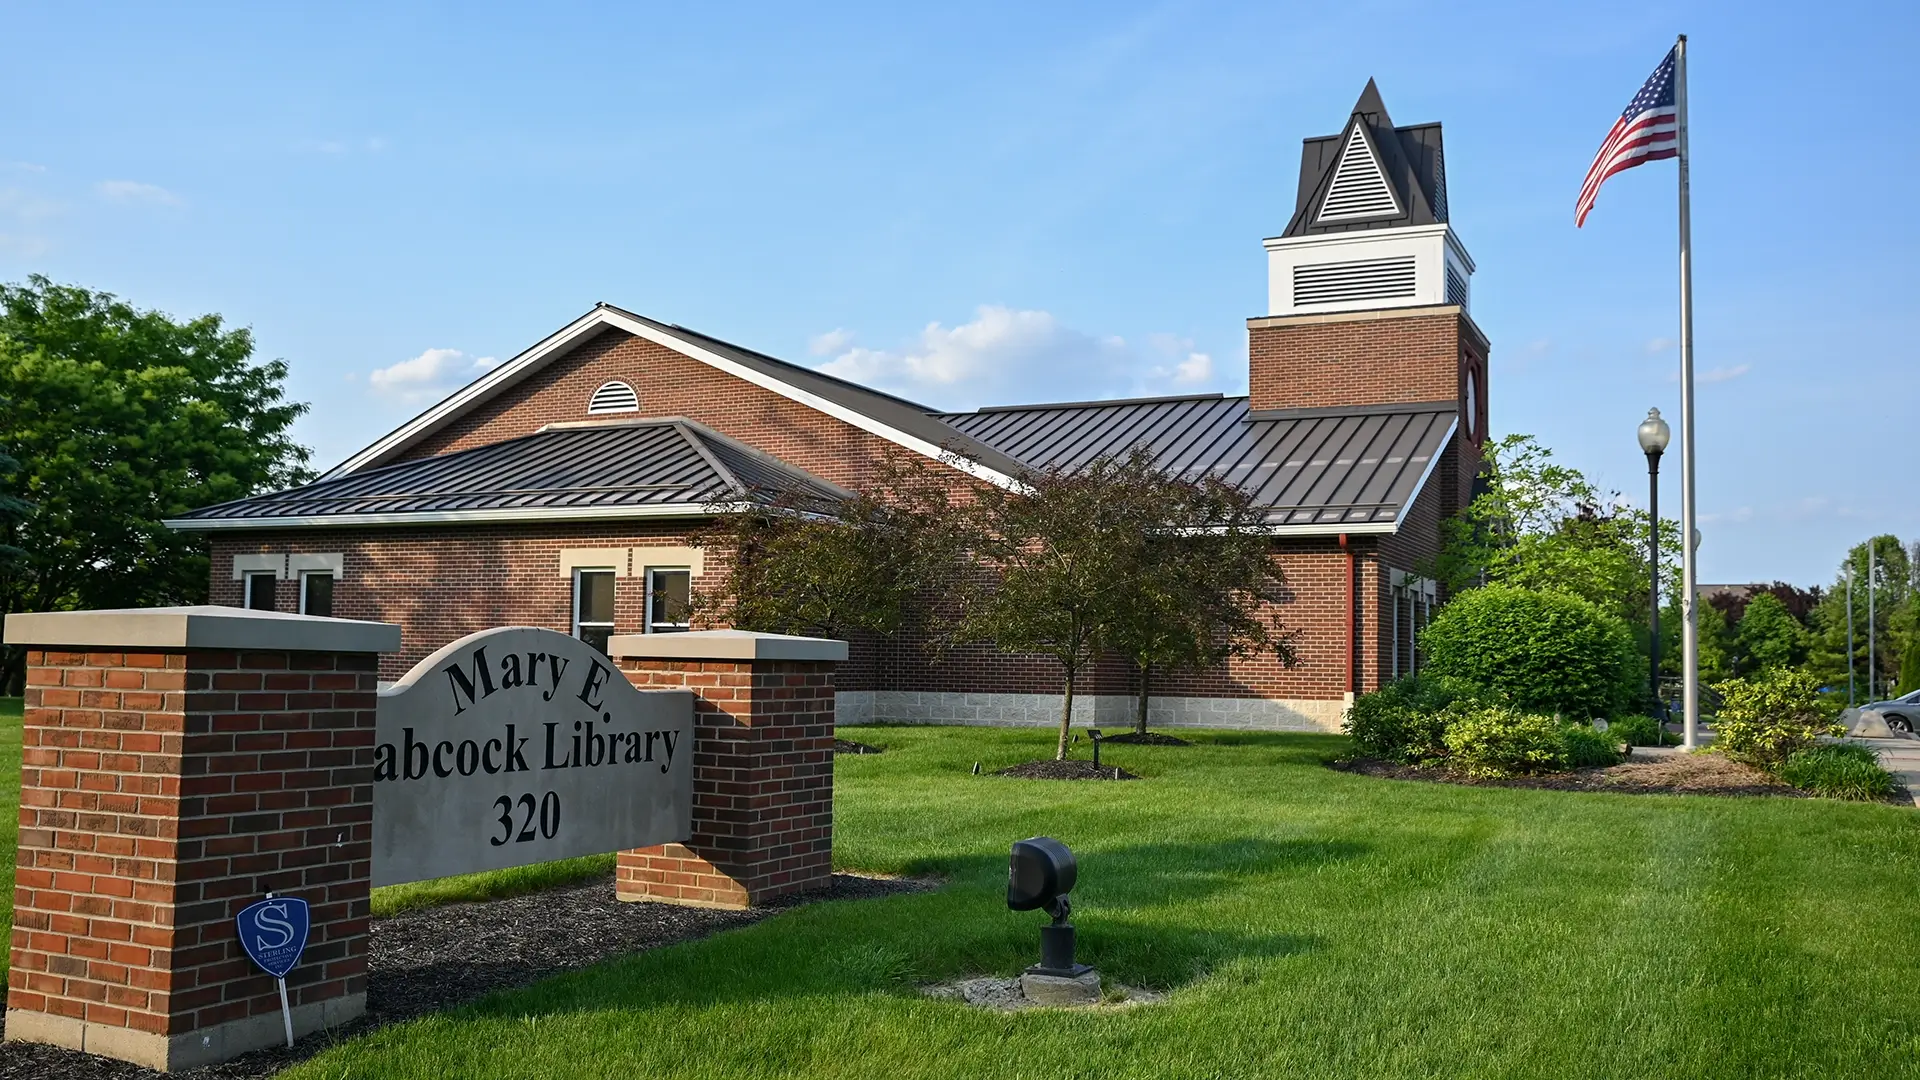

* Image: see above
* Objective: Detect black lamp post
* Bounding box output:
[1638,408,1672,722]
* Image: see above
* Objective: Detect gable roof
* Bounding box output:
[168,418,848,530]
[327,303,1025,487]
[942,394,1456,533]
[1283,79,1448,239]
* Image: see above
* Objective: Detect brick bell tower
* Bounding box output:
[1248,79,1489,514]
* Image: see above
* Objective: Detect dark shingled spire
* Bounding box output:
[1281,79,1449,238]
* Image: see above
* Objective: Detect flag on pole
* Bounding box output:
[1575,47,1679,226]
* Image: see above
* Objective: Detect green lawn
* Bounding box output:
[270,724,1920,1080]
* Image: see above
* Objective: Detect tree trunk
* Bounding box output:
[1056,664,1075,761]
[1135,660,1152,735]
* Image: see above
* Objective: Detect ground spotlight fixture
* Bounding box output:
[1007,837,1090,977]
[1088,728,1103,768]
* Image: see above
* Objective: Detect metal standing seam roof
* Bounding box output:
[940,395,1456,528]
[168,421,847,526]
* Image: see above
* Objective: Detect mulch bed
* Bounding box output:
[0,872,933,1080]
[997,759,1140,781]
[1329,752,1818,799]
[834,738,885,755]
[1097,732,1192,747]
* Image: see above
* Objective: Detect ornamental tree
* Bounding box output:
[0,277,312,693]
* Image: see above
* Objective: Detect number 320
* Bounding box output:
[491,792,560,846]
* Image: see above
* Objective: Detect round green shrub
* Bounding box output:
[1776,744,1898,801]
[1711,669,1842,769]
[1441,704,1568,778]
[1343,675,1479,763]
[1562,724,1624,769]
[1420,585,1639,720]
[1605,714,1667,748]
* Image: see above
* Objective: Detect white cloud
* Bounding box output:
[94,180,182,206]
[300,136,389,155]
[1645,337,1676,354]
[0,188,60,255]
[808,328,854,356]
[2,162,46,173]
[0,188,60,223]
[1667,363,1750,385]
[814,306,1220,408]
[368,348,499,404]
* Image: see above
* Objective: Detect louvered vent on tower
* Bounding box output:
[1429,144,1447,221]
[587,380,640,414]
[1292,256,1417,307]
[1316,126,1400,222]
[1444,264,1469,308]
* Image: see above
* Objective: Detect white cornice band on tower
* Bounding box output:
[1262,224,1475,318]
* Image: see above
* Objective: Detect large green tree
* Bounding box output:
[1735,592,1806,674]
[1433,434,1679,630]
[1,277,312,691]
[1807,535,1912,697]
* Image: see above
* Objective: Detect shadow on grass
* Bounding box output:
[413,836,1359,1021]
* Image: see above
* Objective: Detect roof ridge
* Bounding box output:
[960,392,1237,416]
[666,420,746,500]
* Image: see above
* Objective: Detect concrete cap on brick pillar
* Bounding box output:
[3,605,401,653]
[608,628,847,663]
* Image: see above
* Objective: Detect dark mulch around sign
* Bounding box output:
[1097,731,1193,747]
[835,737,885,755]
[997,759,1141,781]
[1327,752,1835,799]
[0,872,934,1080]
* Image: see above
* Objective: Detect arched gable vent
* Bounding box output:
[587,380,640,415]
[1317,125,1400,222]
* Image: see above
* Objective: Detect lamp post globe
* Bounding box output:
[1638,407,1672,456]
[1639,408,1670,726]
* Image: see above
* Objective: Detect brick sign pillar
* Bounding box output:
[608,630,845,909]
[1,606,399,1071]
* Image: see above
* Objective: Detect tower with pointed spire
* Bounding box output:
[1247,79,1489,516]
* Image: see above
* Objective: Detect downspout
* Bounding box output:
[1340,533,1356,698]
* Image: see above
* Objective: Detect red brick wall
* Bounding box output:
[398,328,971,495]
[613,658,834,908]
[11,648,375,1039]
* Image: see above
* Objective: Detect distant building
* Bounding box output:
[168,81,1491,732]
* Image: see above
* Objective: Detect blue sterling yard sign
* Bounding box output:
[236,895,310,1048]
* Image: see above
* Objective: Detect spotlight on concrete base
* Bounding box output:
[1007,837,1094,998]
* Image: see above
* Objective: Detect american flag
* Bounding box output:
[1575,47,1679,227]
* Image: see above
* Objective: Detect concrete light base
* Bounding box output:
[6,994,366,1072]
[1020,969,1101,1007]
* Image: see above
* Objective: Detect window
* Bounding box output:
[647,569,691,634]
[300,571,335,617]
[574,568,617,654]
[244,572,277,611]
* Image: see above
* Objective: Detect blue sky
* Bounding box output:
[3,1,1914,588]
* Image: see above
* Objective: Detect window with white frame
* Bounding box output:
[244,572,277,611]
[646,569,691,633]
[573,568,617,654]
[299,570,335,617]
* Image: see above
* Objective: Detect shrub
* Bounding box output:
[1420,586,1640,720]
[1776,744,1899,801]
[1344,675,1481,763]
[1605,714,1678,747]
[1442,705,1568,778]
[1712,669,1843,770]
[1562,724,1624,769]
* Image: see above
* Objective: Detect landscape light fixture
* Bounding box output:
[1638,407,1672,722]
[1007,836,1090,977]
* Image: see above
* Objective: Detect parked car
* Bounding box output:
[1864,689,1920,734]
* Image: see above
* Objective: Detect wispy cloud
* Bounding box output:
[368,348,499,405]
[0,187,61,256]
[2,162,47,174]
[297,137,390,155]
[813,306,1215,408]
[94,180,182,206]
[1645,337,1676,354]
[808,328,854,357]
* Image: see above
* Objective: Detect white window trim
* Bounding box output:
[243,571,278,609]
[289,552,345,576]
[644,567,693,634]
[232,553,287,581]
[572,566,618,641]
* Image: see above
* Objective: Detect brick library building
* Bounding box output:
[169,82,1490,733]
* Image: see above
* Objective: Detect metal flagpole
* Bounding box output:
[1675,34,1700,749]
[1868,546,1876,701]
[1847,561,1855,707]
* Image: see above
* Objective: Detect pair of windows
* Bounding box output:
[243,570,334,617]
[572,567,690,654]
